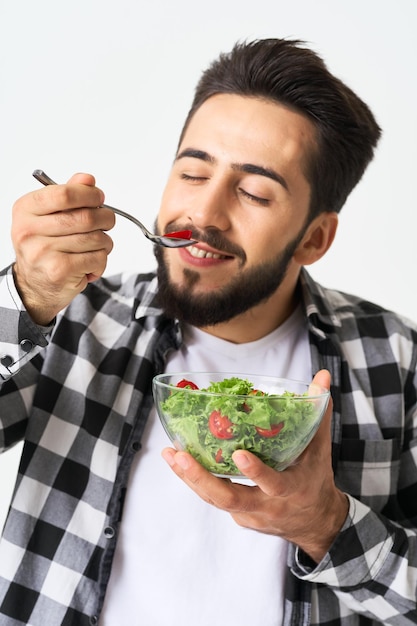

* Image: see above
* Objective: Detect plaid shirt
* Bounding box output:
[0,263,416,626]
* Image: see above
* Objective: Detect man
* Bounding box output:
[0,38,416,625]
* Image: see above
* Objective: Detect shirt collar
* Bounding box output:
[299,268,342,339]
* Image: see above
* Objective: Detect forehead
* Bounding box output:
[179,94,317,174]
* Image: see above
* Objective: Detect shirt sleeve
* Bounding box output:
[0,265,53,381]
[292,493,417,621]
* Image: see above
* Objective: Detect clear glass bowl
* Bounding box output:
[153,372,330,477]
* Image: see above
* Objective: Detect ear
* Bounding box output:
[293,212,338,266]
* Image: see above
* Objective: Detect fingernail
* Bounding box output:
[233,451,250,469]
[162,449,175,466]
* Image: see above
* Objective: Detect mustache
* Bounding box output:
[158,221,247,263]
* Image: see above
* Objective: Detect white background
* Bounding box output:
[0,0,416,530]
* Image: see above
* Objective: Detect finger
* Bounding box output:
[15,180,105,219]
[162,447,220,490]
[66,172,97,186]
[231,449,293,497]
[310,368,331,392]
[44,206,115,237]
[161,447,249,510]
[36,183,105,215]
[232,370,333,494]
[301,391,334,461]
[300,369,333,454]
[28,245,111,281]
[27,230,114,257]
[13,205,116,243]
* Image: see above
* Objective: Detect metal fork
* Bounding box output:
[32,170,196,248]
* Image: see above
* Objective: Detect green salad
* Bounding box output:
[160,376,321,474]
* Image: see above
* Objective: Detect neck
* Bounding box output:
[199,273,301,344]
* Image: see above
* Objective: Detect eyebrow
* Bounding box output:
[176,148,289,191]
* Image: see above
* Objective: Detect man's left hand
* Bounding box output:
[162,369,349,563]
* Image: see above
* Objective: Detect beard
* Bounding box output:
[154,224,306,327]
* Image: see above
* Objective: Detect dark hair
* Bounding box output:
[179,38,382,217]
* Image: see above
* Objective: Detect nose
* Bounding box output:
[188,180,232,231]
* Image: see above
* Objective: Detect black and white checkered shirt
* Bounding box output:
[1,264,416,625]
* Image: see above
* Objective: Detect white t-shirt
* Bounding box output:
[101,306,311,626]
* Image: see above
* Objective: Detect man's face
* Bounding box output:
[155,94,316,326]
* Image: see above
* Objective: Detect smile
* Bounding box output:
[187,245,229,260]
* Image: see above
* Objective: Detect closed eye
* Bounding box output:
[239,187,270,206]
[181,173,208,182]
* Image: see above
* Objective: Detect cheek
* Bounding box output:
[156,196,169,229]
[157,181,175,222]
[157,186,186,231]
[244,203,306,261]
[156,207,176,234]
[242,225,279,264]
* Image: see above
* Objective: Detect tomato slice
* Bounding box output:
[215,448,224,463]
[255,422,284,437]
[208,410,234,439]
[176,379,199,389]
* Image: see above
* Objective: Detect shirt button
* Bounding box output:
[0,355,13,367]
[20,339,34,353]
[89,616,98,625]
[131,441,141,452]
[104,526,115,539]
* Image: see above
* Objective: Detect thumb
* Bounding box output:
[307,368,333,449]
[310,368,331,393]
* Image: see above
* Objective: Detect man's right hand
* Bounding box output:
[11,173,116,325]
